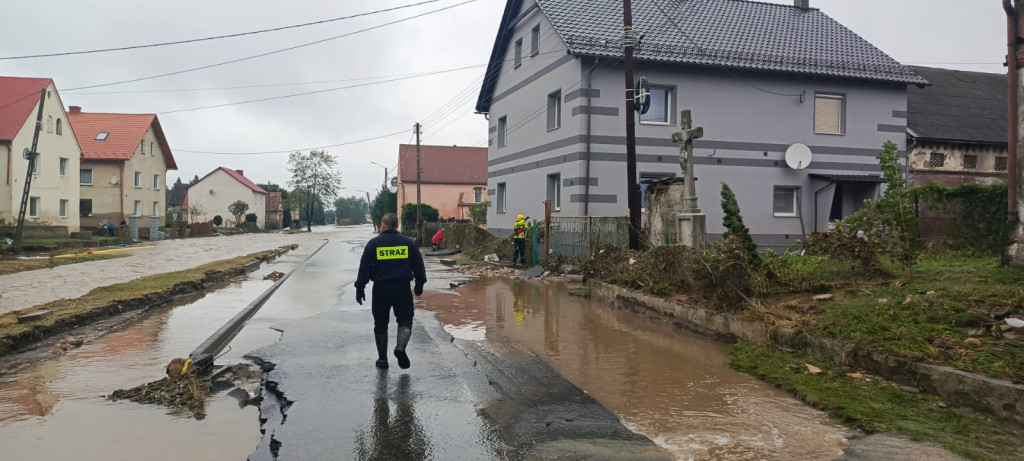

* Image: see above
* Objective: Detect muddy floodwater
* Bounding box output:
[421,277,852,461]
[0,240,338,460]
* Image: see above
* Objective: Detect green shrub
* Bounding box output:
[245,213,258,223]
[213,215,223,226]
[401,203,440,238]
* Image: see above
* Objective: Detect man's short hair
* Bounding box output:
[381,213,399,230]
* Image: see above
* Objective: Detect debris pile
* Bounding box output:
[264,271,286,281]
[110,358,211,419]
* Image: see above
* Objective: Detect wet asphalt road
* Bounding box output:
[246,228,669,460]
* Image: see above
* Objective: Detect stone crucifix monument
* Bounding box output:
[670,109,707,247]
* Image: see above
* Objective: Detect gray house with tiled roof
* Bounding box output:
[906,66,1008,187]
[476,0,926,249]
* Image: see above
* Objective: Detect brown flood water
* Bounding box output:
[421,277,852,461]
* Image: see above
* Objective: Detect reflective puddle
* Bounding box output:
[421,277,852,461]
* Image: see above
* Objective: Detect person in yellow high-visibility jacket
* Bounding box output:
[512,214,531,265]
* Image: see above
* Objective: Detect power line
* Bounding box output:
[64,0,477,91]
[156,65,481,114]
[0,1,441,60]
[174,130,410,155]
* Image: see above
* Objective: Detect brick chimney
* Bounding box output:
[236,170,244,176]
[69,106,81,114]
[795,0,809,8]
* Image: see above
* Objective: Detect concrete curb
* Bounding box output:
[588,280,1024,425]
[189,240,327,371]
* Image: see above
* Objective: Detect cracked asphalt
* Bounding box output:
[245,226,670,460]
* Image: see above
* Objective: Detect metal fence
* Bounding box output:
[548,216,630,260]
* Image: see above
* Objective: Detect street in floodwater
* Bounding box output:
[0,227,362,460]
[421,277,853,460]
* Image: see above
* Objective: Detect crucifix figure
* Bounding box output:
[671,109,703,212]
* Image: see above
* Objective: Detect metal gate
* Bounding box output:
[548,216,629,260]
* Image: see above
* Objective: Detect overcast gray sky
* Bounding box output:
[0,0,1007,197]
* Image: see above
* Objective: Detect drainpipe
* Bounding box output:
[584,58,601,216]
[119,162,125,221]
[1004,0,1019,224]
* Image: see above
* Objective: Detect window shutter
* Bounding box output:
[814,96,842,134]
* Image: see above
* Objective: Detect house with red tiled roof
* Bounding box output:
[68,106,177,231]
[0,77,82,233]
[184,167,268,227]
[396,144,487,225]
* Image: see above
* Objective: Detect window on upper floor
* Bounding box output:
[134,171,142,188]
[56,118,63,135]
[474,187,483,203]
[59,157,68,176]
[95,132,109,141]
[514,39,523,68]
[29,197,40,218]
[140,141,145,154]
[30,155,40,174]
[963,154,978,170]
[134,200,142,216]
[773,186,800,217]
[497,116,508,148]
[996,156,1008,171]
[153,174,160,190]
[547,90,562,131]
[929,152,946,168]
[640,86,672,125]
[531,25,540,56]
[151,142,155,156]
[814,93,845,135]
[46,116,53,133]
[80,169,93,185]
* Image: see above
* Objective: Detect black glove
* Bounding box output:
[356,287,365,305]
[414,283,424,296]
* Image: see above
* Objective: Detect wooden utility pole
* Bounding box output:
[1004,0,1024,266]
[415,122,423,245]
[13,89,47,249]
[622,0,641,250]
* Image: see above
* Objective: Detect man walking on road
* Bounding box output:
[512,214,531,266]
[355,213,427,369]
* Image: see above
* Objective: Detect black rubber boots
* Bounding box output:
[374,333,389,369]
[394,326,412,369]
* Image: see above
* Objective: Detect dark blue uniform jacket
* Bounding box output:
[355,230,427,290]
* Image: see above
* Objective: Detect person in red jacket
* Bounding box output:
[431,228,444,251]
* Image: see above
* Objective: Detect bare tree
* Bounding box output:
[288,150,342,232]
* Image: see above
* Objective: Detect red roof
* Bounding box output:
[192,167,267,194]
[0,77,52,142]
[397,144,487,185]
[68,111,177,169]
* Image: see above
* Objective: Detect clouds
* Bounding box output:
[0,0,1007,196]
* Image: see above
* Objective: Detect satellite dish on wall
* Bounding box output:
[784,143,813,170]
[109,176,118,185]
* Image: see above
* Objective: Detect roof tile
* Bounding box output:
[0,77,52,142]
[906,66,1007,144]
[398,145,487,184]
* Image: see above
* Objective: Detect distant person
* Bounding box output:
[106,218,115,237]
[431,228,444,251]
[354,213,427,369]
[512,214,531,265]
[119,218,127,235]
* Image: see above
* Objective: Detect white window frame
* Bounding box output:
[134,200,142,217]
[514,39,523,68]
[153,201,160,217]
[497,182,507,214]
[773,186,800,218]
[30,155,40,175]
[547,173,562,211]
[59,199,69,218]
[80,168,93,185]
[813,92,846,135]
[134,171,142,188]
[639,85,673,125]
[59,157,68,176]
[497,116,507,148]
[56,118,62,136]
[140,141,145,154]
[29,197,40,218]
[153,174,160,190]
[474,187,483,203]
[547,90,562,131]
[530,25,540,56]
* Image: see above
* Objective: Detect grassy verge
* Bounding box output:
[0,247,288,356]
[749,255,1024,382]
[19,236,120,249]
[729,342,1024,461]
[0,252,128,276]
